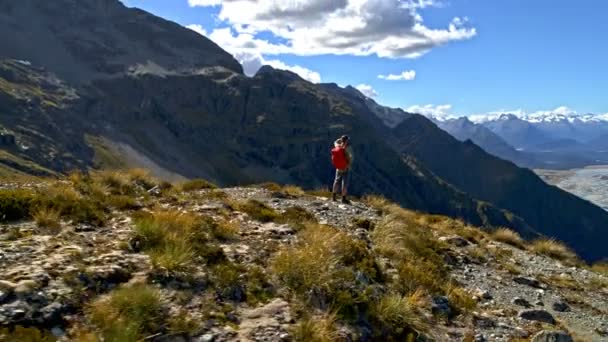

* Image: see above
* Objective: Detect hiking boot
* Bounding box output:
[332,193,337,202]
[341,196,350,204]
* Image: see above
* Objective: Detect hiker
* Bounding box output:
[331,135,353,203]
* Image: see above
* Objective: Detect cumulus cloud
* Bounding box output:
[189,0,476,59]
[405,104,453,118]
[186,24,208,36]
[187,25,321,82]
[378,70,416,81]
[356,84,378,98]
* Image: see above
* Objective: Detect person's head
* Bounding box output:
[340,135,350,144]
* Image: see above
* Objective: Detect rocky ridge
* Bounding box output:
[0,173,606,341]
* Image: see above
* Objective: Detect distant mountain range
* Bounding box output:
[1,0,607,261]
[412,113,608,169]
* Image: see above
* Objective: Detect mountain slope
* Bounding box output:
[0,0,242,84]
[392,114,608,262]
[433,117,539,168]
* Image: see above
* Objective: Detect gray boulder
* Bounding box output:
[519,309,556,324]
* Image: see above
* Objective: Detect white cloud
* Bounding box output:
[356,84,378,98]
[186,24,208,36]
[232,51,321,83]
[189,0,476,59]
[405,104,453,118]
[378,70,416,81]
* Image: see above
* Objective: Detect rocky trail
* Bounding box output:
[0,176,606,341]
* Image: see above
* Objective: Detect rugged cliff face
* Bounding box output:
[0,0,242,84]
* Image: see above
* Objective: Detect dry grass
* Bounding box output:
[291,314,338,342]
[88,283,163,341]
[132,210,226,272]
[180,178,217,192]
[529,239,580,265]
[270,224,377,313]
[32,206,61,234]
[282,185,306,197]
[369,293,427,338]
[446,285,477,313]
[238,200,279,223]
[591,262,608,276]
[0,326,56,341]
[492,228,525,248]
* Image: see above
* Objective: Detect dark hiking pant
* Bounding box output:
[333,169,349,195]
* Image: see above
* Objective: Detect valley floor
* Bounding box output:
[536,166,608,211]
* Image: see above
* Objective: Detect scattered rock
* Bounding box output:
[474,288,493,301]
[431,296,452,317]
[519,309,556,324]
[512,297,532,308]
[552,300,570,312]
[513,276,543,288]
[531,330,573,342]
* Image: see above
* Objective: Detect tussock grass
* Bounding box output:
[238,199,279,222]
[180,178,217,192]
[446,286,477,313]
[133,210,227,272]
[32,206,61,233]
[281,185,306,197]
[270,224,378,313]
[529,238,580,265]
[292,314,338,342]
[492,228,525,248]
[369,293,426,339]
[88,283,163,341]
[0,326,56,341]
[277,206,317,230]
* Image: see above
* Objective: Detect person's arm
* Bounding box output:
[346,146,354,168]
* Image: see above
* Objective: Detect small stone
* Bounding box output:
[474,288,493,300]
[199,333,215,342]
[552,301,570,312]
[51,327,65,337]
[531,330,573,342]
[512,297,532,307]
[535,300,544,307]
[439,235,470,247]
[519,309,556,324]
[513,276,543,288]
[474,333,487,342]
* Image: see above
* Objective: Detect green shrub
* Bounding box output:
[0,189,35,222]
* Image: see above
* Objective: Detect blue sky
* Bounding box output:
[122,0,607,118]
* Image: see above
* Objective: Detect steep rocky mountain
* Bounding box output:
[0,0,242,84]
[478,114,552,149]
[391,114,608,262]
[0,0,607,262]
[431,117,539,168]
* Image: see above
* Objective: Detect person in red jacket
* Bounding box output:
[331,135,354,203]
